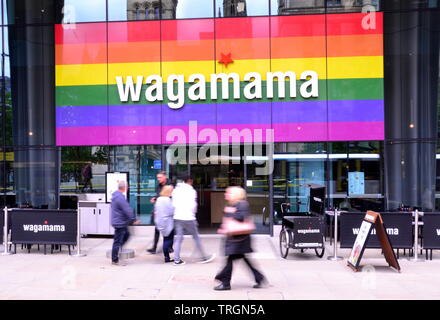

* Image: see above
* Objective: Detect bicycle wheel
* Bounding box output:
[279,228,290,259]
[314,236,325,258]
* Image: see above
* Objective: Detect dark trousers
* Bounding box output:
[150,212,160,250]
[152,227,160,250]
[82,178,93,192]
[112,227,130,262]
[163,230,175,261]
[215,254,264,286]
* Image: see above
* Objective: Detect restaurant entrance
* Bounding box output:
[165,145,271,234]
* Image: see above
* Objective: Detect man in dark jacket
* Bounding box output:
[147,171,171,254]
[111,180,139,265]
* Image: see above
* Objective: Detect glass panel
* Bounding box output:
[272,142,326,224]
[11,146,58,209]
[0,147,14,206]
[271,0,325,15]
[326,0,379,13]
[2,0,6,26]
[175,0,214,19]
[161,18,215,144]
[326,12,384,142]
[58,0,106,23]
[56,22,109,146]
[110,146,141,218]
[60,146,109,196]
[107,20,161,145]
[328,141,347,209]
[109,0,162,21]
[139,145,162,224]
[270,14,327,142]
[245,145,270,233]
[346,141,383,211]
[217,0,268,17]
[2,27,10,147]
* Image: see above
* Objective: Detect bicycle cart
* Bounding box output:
[279,184,326,259]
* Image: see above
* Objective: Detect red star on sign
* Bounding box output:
[44,220,48,225]
[218,53,233,68]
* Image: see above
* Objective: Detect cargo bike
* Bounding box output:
[279,184,326,259]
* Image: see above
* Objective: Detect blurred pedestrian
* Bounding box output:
[172,175,215,266]
[147,171,172,254]
[154,185,175,263]
[214,186,267,290]
[111,181,140,266]
[81,162,93,192]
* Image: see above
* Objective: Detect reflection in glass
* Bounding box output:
[175,0,214,19]
[217,0,269,17]
[326,0,380,13]
[60,146,109,195]
[109,145,161,224]
[60,0,106,23]
[110,0,166,21]
[273,143,326,224]
[272,0,325,15]
[2,0,6,25]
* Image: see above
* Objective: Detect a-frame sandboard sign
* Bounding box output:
[347,210,401,272]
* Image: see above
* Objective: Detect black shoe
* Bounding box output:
[147,248,157,254]
[214,283,231,291]
[165,259,174,263]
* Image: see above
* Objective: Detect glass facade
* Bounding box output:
[0,1,439,234]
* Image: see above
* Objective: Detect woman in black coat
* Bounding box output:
[214,186,267,291]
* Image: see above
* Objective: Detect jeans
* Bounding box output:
[215,254,265,286]
[174,219,207,262]
[112,227,130,263]
[163,230,175,261]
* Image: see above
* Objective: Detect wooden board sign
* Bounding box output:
[347,211,401,272]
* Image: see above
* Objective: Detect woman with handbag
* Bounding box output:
[214,186,267,291]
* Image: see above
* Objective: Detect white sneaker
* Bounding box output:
[173,260,186,266]
[199,253,216,264]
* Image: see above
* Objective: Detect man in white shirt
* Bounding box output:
[172,175,215,266]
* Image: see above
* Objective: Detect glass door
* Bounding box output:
[244,144,271,234]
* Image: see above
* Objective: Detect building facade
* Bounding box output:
[0,0,439,234]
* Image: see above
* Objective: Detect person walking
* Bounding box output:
[172,175,215,266]
[154,185,175,263]
[147,171,172,254]
[111,181,139,266]
[214,186,267,290]
[81,162,93,192]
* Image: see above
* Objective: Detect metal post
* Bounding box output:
[2,207,12,255]
[411,210,423,262]
[327,209,343,261]
[71,203,86,257]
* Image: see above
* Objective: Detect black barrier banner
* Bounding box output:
[340,212,413,249]
[10,209,77,245]
[422,213,440,249]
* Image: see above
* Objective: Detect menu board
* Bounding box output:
[347,220,374,268]
[105,172,129,203]
[347,211,401,272]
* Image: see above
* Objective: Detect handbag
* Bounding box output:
[217,216,256,236]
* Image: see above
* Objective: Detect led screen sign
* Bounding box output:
[55,13,384,146]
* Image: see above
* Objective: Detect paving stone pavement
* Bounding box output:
[1,232,440,300]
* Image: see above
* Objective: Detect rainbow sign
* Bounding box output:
[55,13,384,146]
